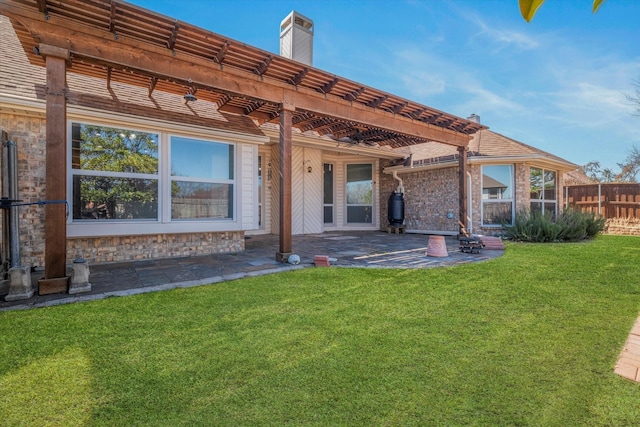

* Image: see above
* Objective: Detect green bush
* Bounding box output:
[506,209,605,242]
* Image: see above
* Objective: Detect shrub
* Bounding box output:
[505,209,604,242]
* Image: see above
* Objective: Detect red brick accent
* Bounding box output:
[314,255,330,267]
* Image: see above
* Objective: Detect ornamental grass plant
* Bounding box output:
[506,208,605,242]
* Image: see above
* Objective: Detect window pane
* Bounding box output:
[323,163,334,204]
[171,137,234,180]
[324,206,333,224]
[530,167,543,200]
[346,164,372,205]
[482,202,512,225]
[347,163,372,182]
[347,206,372,223]
[544,170,557,200]
[72,175,158,220]
[71,123,158,173]
[544,202,557,220]
[172,181,233,219]
[530,201,542,215]
[482,165,512,199]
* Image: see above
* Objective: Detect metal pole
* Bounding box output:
[598,183,602,216]
[5,138,20,267]
[1,131,8,276]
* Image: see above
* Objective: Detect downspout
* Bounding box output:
[467,171,473,234]
[391,170,404,194]
[1,134,20,270]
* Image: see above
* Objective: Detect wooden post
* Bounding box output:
[457,145,468,237]
[40,45,69,286]
[276,106,294,262]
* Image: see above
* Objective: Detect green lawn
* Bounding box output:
[2,235,640,426]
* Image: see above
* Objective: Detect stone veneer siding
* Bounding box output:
[379,161,459,232]
[605,218,640,236]
[67,231,245,265]
[1,112,244,268]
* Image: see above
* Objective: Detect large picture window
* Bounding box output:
[482,165,514,226]
[530,167,557,220]
[71,123,159,221]
[70,122,238,230]
[170,136,234,220]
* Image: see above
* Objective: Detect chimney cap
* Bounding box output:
[467,113,480,123]
[280,10,314,33]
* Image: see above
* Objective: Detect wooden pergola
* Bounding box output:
[0,0,485,282]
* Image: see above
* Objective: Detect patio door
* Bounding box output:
[346,163,373,224]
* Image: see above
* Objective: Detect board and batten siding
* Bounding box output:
[291,146,323,234]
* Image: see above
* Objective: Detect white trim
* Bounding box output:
[384,155,577,175]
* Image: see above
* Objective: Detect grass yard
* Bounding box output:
[1,235,640,426]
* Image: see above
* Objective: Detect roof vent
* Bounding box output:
[280,11,314,66]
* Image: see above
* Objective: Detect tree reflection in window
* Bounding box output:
[71,123,159,220]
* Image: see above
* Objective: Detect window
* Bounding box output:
[70,122,238,231]
[482,165,514,226]
[530,167,557,220]
[323,163,334,224]
[170,136,234,220]
[71,123,159,221]
[346,163,373,224]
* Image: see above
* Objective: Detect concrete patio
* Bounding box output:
[1,231,504,311]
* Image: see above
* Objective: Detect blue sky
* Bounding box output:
[129,0,640,172]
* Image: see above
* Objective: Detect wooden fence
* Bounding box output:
[566,183,640,219]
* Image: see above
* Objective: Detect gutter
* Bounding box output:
[384,154,579,175]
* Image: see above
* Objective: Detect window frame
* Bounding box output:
[345,162,374,225]
[530,167,558,219]
[67,119,245,238]
[481,164,515,227]
[169,134,236,221]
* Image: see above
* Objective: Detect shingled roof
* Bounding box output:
[0,15,266,138]
[401,129,578,171]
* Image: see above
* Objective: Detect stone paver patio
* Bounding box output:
[1,231,502,311]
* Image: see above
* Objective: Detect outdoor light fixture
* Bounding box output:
[183,93,197,102]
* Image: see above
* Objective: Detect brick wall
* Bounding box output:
[379,162,459,232]
[381,162,542,236]
[67,231,244,264]
[1,112,245,268]
[0,113,47,268]
[605,218,640,236]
